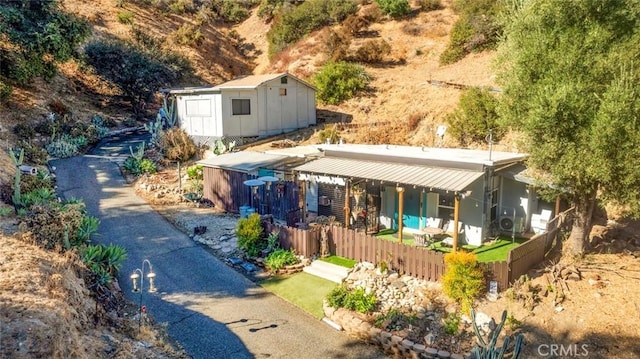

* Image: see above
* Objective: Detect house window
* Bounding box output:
[279,88,287,96]
[281,76,288,84]
[232,99,250,115]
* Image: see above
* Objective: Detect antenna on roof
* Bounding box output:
[435,125,446,147]
[486,129,494,161]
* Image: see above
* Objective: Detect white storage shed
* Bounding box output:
[162,73,316,144]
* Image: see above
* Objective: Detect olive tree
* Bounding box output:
[497,0,640,256]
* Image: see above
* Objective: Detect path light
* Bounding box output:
[130,259,157,331]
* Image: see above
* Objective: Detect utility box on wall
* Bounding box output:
[318,196,330,206]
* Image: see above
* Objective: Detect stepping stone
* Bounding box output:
[227,257,243,265]
[241,262,258,272]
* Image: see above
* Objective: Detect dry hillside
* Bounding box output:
[1,1,639,358]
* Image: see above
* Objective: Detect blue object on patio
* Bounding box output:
[239,205,251,218]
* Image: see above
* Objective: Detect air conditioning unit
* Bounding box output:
[500,216,524,233]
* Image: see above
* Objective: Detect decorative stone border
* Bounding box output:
[323,302,471,359]
[276,263,305,275]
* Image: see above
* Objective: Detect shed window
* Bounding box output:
[232,99,250,115]
[281,76,288,84]
[279,88,287,96]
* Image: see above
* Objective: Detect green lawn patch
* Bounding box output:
[429,237,528,262]
[374,228,415,245]
[260,272,337,319]
[319,255,357,268]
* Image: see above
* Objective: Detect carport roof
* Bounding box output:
[293,157,484,192]
[198,152,288,173]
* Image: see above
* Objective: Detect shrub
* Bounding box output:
[46,134,85,158]
[441,251,486,315]
[123,157,157,176]
[313,61,370,105]
[354,39,391,63]
[13,123,35,140]
[18,202,86,251]
[323,29,351,62]
[236,213,264,257]
[267,0,357,56]
[443,312,461,335]
[20,170,54,194]
[116,10,135,24]
[446,87,503,147]
[325,285,377,314]
[374,0,410,18]
[168,0,196,14]
[265,248,299,272]
[20,187,56,208]
[317,125,340,144]
[210,0,251,23]
[440,0,503,64]
[82,244,128,284]
[257,0,287,22]
[76,215,100,246]
[172,23,204,46]
[159,127,197,162]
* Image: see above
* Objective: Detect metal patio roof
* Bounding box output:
[293,157,484,192]
[198,151,288,173]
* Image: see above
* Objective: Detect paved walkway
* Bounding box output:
[51,131,385,359]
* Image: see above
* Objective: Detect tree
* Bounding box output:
[446,87,504,147]
[497,0,640,256]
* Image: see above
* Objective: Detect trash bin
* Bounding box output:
[239,205,250,218]
[246,208,256,217]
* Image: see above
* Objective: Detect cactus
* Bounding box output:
[144,115,163,147]
[160,96,177,128]
[471,309,524,359]
[129,141,146,161]
[8,148,24,212]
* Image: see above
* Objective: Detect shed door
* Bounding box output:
[185,97,215,136]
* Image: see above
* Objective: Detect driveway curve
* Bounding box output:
[51,131,385,359]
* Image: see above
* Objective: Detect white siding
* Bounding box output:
[177,94,221,137]
[221,90,259,137]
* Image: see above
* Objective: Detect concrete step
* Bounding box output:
[303,260,351,284]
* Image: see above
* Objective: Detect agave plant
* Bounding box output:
[82,244,128,281]
[76,215,100,245]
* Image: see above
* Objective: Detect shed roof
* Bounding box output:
[198,152,288,173]
[293,157,484,192]
[161,73,316,95]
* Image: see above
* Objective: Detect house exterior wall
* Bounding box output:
[221,89,259,137]
[259,77,316,137]
[499,177,530,233]
[176,93,222,139]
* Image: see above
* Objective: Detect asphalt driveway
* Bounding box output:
[51,131,384,359]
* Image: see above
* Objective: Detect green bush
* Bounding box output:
[0,2,90,84]
[375,0,410,18]
[443,312,461,335]
[317,125,340,144]
[210,0,252,23]
[313,61,370,105]
[325,285,377,314]
[123,157,157,176]
[446,87,503,147]
[441,251,486,315]
[82,244,128,284]
[236,213,264,257]
[265,248,299,272]
[116,10,135,24]
[46,134,85,158]
[172,23,204,46]
[20,188,56,208]
[440,0,503,64]
[267,0,357,56]
[76,215,100,246]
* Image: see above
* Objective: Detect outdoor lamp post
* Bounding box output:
[130,259,157,331]
[258,176,279,215]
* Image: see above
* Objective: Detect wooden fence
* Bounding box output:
[265,208,574,291]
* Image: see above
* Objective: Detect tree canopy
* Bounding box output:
[497,0,640,256]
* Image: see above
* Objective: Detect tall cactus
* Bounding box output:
[471,309,524,359]
[161,95,177,128]
[8,148,24,212]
